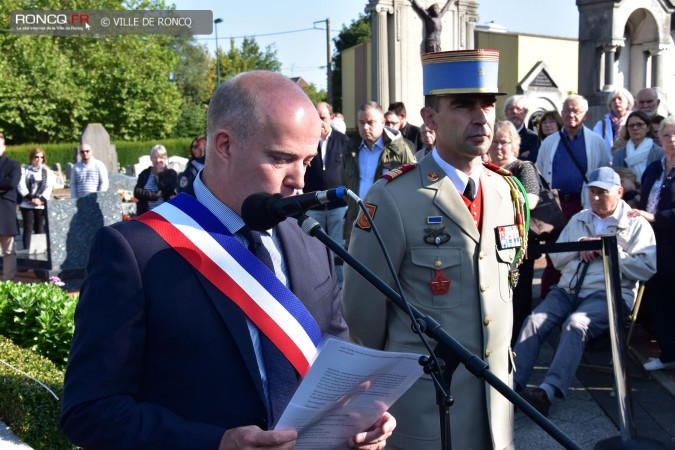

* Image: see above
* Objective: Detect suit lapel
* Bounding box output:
[420,156,480,243]
[274,219,307,295]
[192,256,267,406]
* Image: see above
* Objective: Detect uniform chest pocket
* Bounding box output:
[409,247,462,309]
[495,248,515,302]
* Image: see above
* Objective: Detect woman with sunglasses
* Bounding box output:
[612,110,664,180]
[17,147,56,251]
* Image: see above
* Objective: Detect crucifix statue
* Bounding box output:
[410,0,455,53]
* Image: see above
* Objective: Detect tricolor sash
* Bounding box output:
[136,194,322,376]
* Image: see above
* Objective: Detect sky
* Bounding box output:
[171,0,579,91]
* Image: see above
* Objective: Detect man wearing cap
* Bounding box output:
[514,167,656,417]
[342,50,526,449]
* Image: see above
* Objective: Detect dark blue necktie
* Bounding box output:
[239,226,298,426]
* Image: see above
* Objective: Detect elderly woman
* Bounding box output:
[593,87,634,158]
[628,117,675,371]
[134,144,178,215]
[537,110,563,142]
[488,121,540,345]
[17,147,56,251]
[612,111,664,180]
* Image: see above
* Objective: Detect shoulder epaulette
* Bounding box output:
[381,163,417,182]
[483,162,512,177]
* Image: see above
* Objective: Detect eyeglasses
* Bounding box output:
[491,140,512,147]
[562,109,586,116]
[627,122,646,129]
[32,155,44,159]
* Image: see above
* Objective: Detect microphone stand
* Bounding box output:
[297,215,581,450]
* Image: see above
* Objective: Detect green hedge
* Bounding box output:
[0,280,79,449]
[5,137,194,172]
[0,336,73,449]
[0,281,77,368]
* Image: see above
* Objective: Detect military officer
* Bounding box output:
[342,50,525,450]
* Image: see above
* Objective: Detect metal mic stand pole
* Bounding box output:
[296,216,582,450]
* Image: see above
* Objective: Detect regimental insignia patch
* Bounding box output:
[355,203,377,231]
[381,163,416,182]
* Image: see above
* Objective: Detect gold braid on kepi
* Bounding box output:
[483,162,530,267]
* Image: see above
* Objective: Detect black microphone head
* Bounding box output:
[241,192,285,231]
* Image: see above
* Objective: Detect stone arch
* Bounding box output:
[617,7,662,92]
[577,0,674,126]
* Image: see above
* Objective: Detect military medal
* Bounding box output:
[431,269,450,295]
[509,269,520,288]
[424,217,450,246]
[424,226,451,246]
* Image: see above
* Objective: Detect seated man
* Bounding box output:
[514,167,656,416]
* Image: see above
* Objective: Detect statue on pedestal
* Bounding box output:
[410,0,455,53]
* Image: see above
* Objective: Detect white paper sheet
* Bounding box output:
[274,336,424,449]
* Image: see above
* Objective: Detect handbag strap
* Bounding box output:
[528,161,554,192]
[558,129,589,184]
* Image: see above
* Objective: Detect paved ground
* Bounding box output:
[2,267,675,449]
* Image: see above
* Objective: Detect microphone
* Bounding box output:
[242,187,347,231]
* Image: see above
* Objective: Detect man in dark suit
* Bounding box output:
[0,133,21,281]
[304,102,350,249]
[61,71,395,450]
[505,95,540,162]
[388,102,421,150]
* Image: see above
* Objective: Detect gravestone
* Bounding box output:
[46,189,123,289]
[108,172,137,193]
[80,123,118,173]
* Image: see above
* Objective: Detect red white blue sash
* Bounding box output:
[136,194,322,376]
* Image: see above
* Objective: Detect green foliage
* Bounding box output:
[172,102,208,139]
[115,137,193,167]
[170,36,212,137]
[0,336,71,449]
[5,137,193,171]
[4,143,80,170]
[302,83,328,104]
[0,281,77,367]
[216,37,282,83]
[332,13,372,113]
[0,0,184,143]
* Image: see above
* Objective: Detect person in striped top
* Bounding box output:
[70,143,109,198]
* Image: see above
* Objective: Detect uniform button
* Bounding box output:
[480,285,488,292]
[434,260,442,268]
[484,317,491,326]
[485,349,491,357]
[479,252,486,260]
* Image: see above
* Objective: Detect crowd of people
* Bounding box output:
[1,49,673,450]
[0,136,213,282]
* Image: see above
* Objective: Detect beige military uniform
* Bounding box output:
[342,154,517,450]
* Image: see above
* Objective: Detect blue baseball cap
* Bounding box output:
[588,167,621,190]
